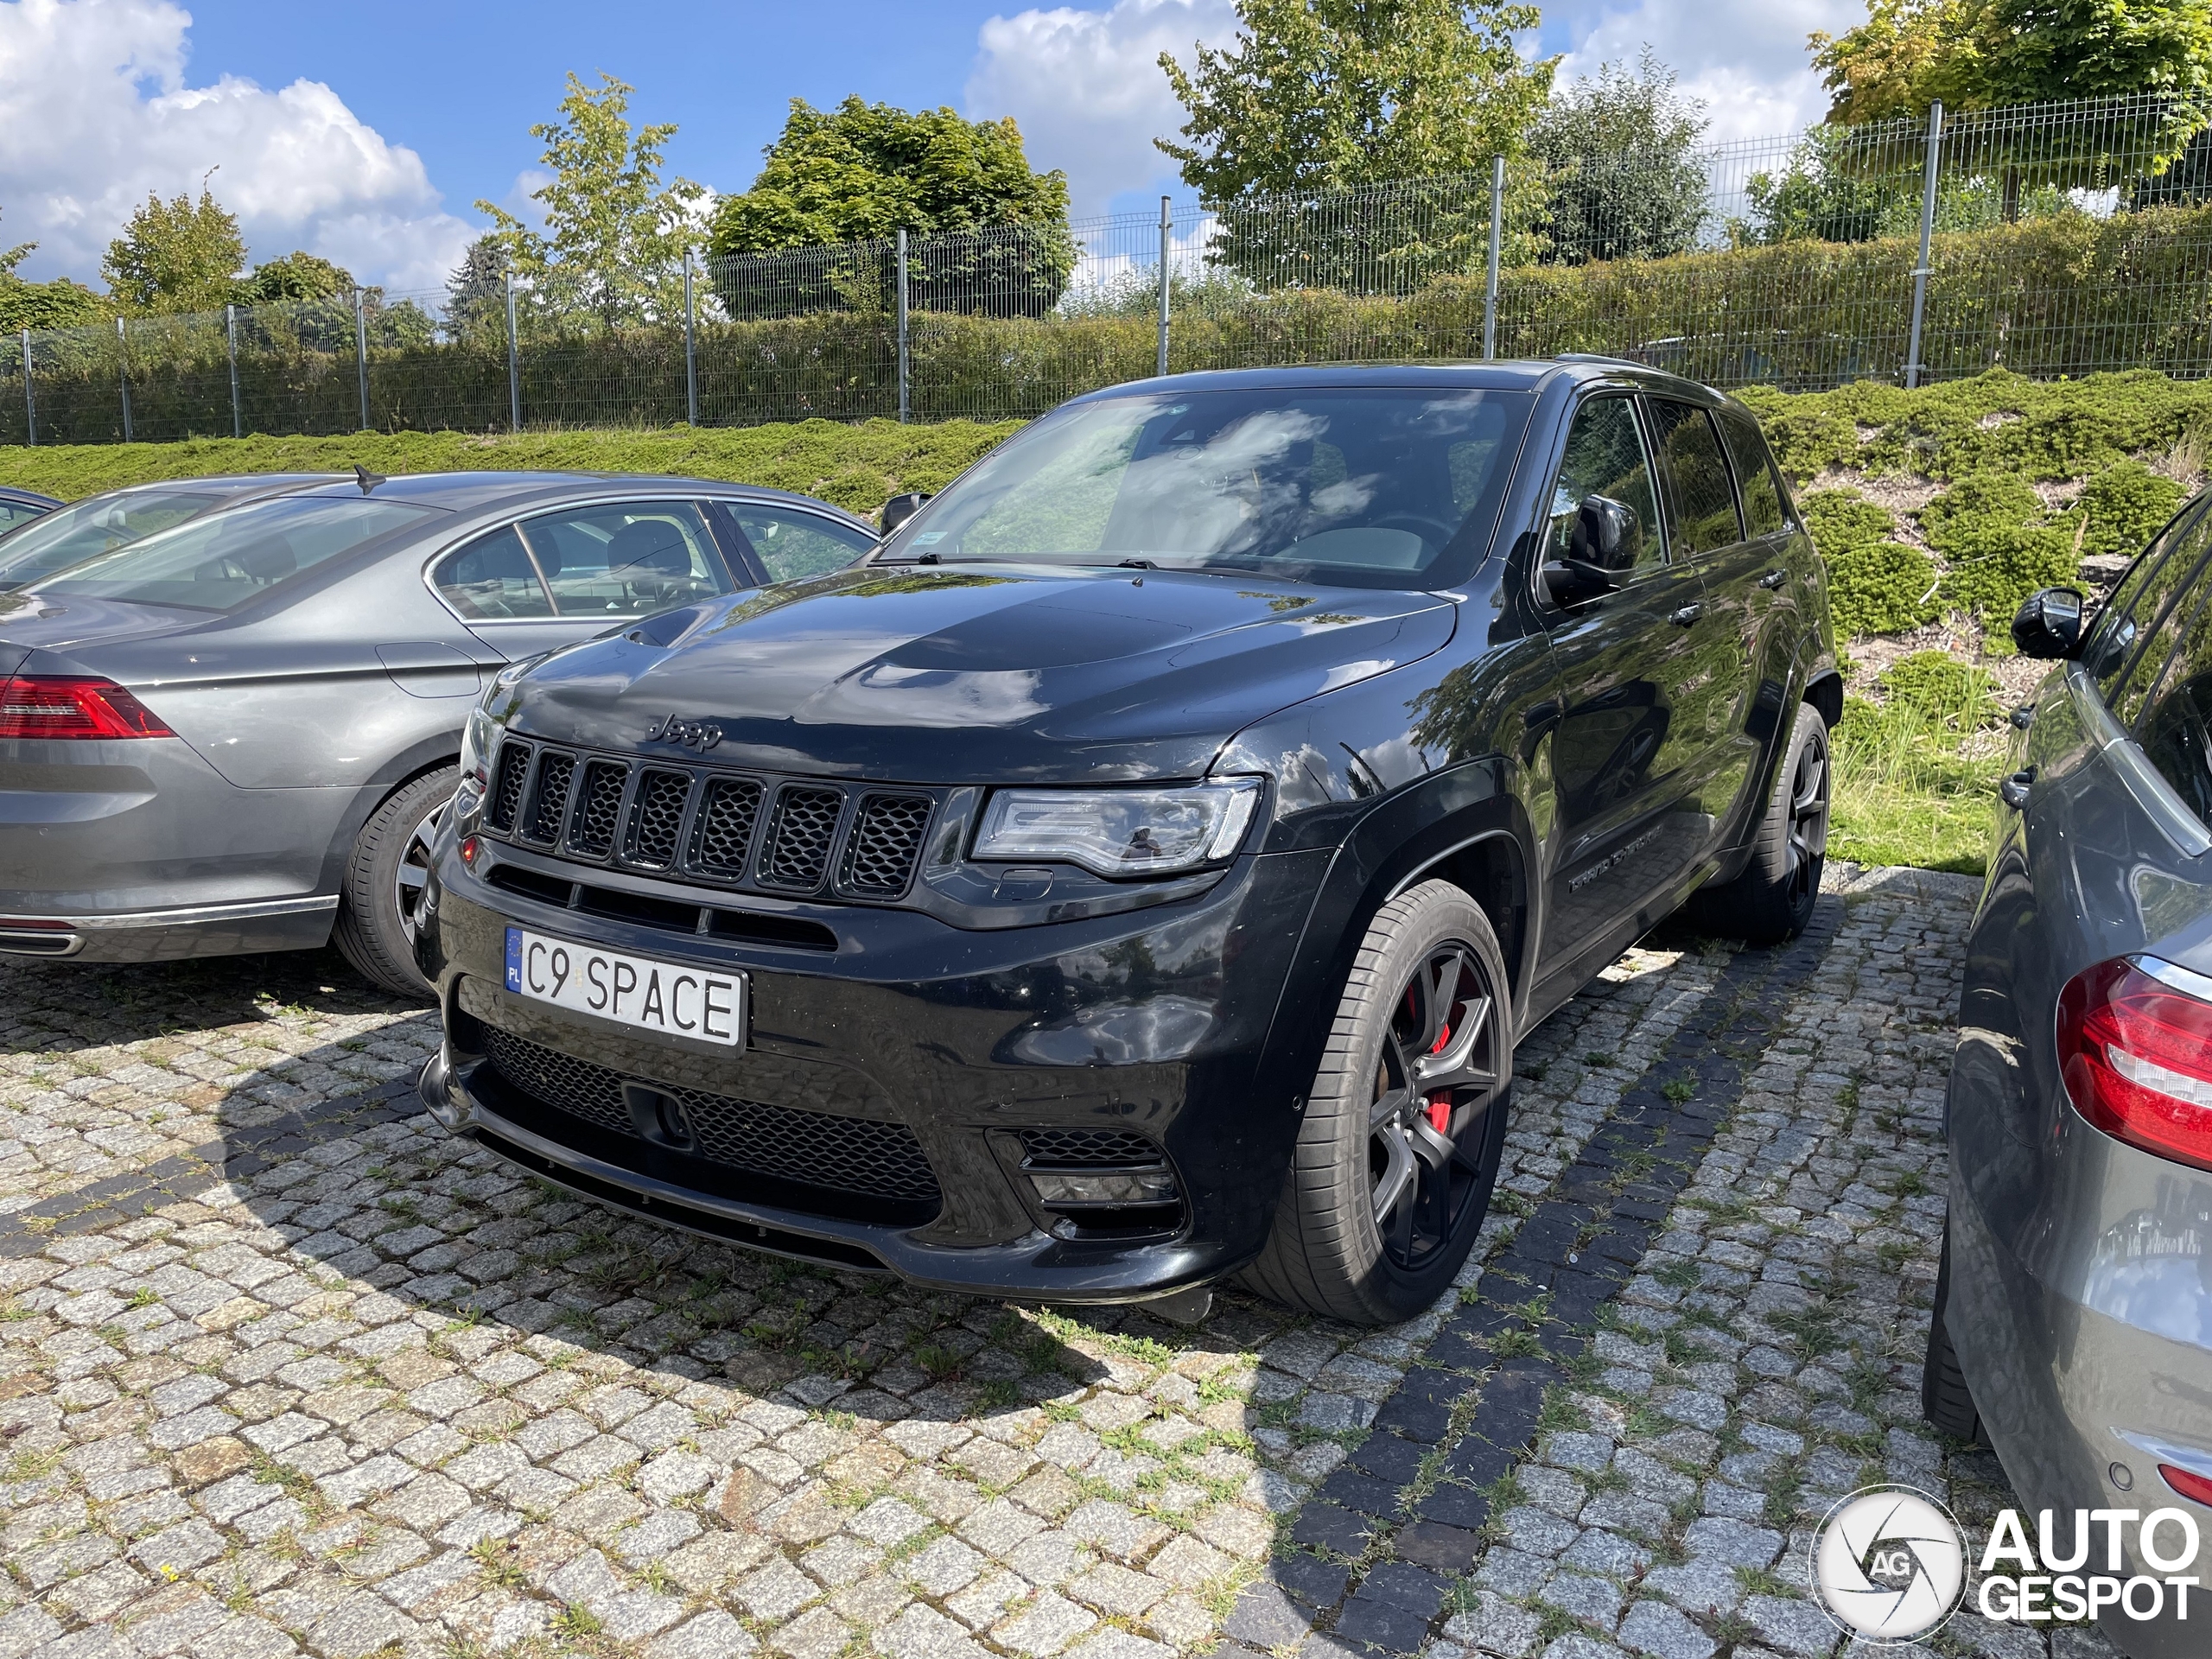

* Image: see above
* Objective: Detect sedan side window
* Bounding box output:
[431,525,553,619]
[2134,580,2212,823]
[518,501,733,617]
[1547,397,1664,575]
[1649,401,1744,556]
[2104,504,2212,723]
[2086,498,2209,693]
[728,504,875,583]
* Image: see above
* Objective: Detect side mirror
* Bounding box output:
[2012,587,2084,659]
[880,492,931,535]
[1572,494,1633,567]
[1539,557,1620,608]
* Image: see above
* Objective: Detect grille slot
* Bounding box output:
[488,741,531,832]
[626,769,693,868]
[1020,1127,1163,1167]
[842,794,931,897]
[480,1027,940,1205]
[525,753,576,843]
[693,778,764,876]
[568,760,628,858]
[762,786,843,890]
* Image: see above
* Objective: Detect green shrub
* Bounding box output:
[1937,524,2080,634]
[1825,540,1941,637]
[1800,488,1897,551]
[2066,460,2185,559]
[1916,472,2046,556]
[1876,652,2005,729]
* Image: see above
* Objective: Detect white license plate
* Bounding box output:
[504,926,746,1046]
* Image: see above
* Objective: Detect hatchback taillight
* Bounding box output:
[0,674,176,740]
[2057,956,2212,1172]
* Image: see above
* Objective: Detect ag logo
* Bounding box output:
[1808,1484,1968,1643]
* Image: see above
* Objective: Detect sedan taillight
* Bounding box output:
[0,674,176,740]
[2058,956,2212,1172]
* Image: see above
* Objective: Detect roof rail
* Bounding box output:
[1553,352,1654,370]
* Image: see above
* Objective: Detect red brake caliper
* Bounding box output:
[1427,1009,1453,1133]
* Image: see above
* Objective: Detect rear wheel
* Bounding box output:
[1689,701,1829,945]
[1242,880,1514,1325]
[333,766,455,1001]
[1923,1223,1985,1444]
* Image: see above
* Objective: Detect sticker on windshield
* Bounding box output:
[912,531,946,544]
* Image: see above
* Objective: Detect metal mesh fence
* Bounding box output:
[7,89,2212,446]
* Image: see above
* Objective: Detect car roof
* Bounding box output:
[1063,357,1723,404]
[287,471,876,530]
[0,485,62,509]
[86,474,351,502]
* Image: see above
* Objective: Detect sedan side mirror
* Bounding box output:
[2012,587,2085,659]
[881,492,931,535]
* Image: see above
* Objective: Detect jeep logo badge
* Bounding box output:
[647,715,723,751]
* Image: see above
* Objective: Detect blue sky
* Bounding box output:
[0,0,1858,293]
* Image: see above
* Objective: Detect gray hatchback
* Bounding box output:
[1934,497,2212,1656]
[0,472,876,995]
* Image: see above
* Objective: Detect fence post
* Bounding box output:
[683,251,699,427]
[1484,157,1504,362]
[355,289,370,431]
[1905,99,1944,391]
[1157,196,1172,378]
[505,273,521,434]
[20,330,33,448]
[116,316,133,442]
[226,304,241,440]
[896,228,910,424]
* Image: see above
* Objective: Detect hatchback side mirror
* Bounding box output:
[881,492,931,535]
[2012,587,2084,658]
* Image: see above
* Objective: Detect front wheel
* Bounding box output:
[1242,880,1514,1325]
[333,766,456,1001]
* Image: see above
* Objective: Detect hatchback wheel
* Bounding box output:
[1690,702,1829,945]
[333,766,457,1001]
[1923,1223,1986,1444]
[1243,880,1513,1325]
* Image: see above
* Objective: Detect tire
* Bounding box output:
[1923,1223,1986,1444]
[333,766,457,1001]
[1689,700,1830,946]
[1242,880,1515,1325]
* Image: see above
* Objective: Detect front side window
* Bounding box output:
[29,495,436,612]
[0,487,224,589]
[2086,498,2209,695]
[2134,576,2212,823]
[433,525,553,619]
[878,387,1531,590]
[1649,401,1743,556]
[2104,504,2212,723]
[727,505,874,583]
[518,502,731,616]
[1545,397,1664,575]
[0,500,45,533]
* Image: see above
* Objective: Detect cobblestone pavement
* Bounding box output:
[0,866,2115,1659]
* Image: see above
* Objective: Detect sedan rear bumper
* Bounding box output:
[0,894,339,960]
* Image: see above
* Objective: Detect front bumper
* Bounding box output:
[419,833,1332,1301]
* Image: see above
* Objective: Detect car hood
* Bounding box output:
[505,563,1459,783]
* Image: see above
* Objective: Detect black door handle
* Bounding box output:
[1758,568,1789,589]
[1999,767,2036,809]
[1669,602,1703,626]
[2011,702,2037,731]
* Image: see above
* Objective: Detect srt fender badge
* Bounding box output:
[647,715,724,751]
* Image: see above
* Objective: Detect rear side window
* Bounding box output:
[725,505,874,583]
[2086,498,2209,693]
[2104,504,2212,724]
[2134,581,2212,822]
[433,526,553,619]
[518,501,733,616]
[0,500,44,533]
[1717,409,1788,537]
[1547,397,1664,574]
[1649,401,1743,556]
[0,487,222,588]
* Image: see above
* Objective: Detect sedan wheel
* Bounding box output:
[395,796,448,950]
[1243,879,1515,1324]
[334,765,458,1001]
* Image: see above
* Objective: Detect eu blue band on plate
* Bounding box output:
[505,926,522,993]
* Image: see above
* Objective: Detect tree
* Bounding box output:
[475,73,706,332]
[101,180,247,313]
[707,99,1074,320]
[444,236,512,340]
[1156,0,1555,290]
[241,251,354,303]
[1531,50,1711,264]
[0,208,107,332]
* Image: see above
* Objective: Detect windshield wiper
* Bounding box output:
[1116,558,1156,570]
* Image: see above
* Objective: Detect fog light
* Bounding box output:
[1027,1168,1179,1205]
[459,835,481,868]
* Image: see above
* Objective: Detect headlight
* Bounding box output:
[460,709,495,790]
[972,779,1262,878]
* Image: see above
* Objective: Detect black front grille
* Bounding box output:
[626,770,691,868]
[569,761,627,858]
[488,741,531,832]
[1020,1127,1163,1167]
[480,1027,940,1205]
[527,753,575,843]
[694,778,763,875]
[763,786,842,889]
[844,795,931,897]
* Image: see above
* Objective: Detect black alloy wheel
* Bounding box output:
[334,765,458,1002]
[1689,702,1830,946]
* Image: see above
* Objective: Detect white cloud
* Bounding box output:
[966,0,1238,218]
[1556,0,1861,145]
[0,0,475,296]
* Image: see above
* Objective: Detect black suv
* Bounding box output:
[416,362,1840,1325]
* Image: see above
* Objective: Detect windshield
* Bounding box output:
[0,488,227,591]
[880,386,1532,589]
[30,494,439,612]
